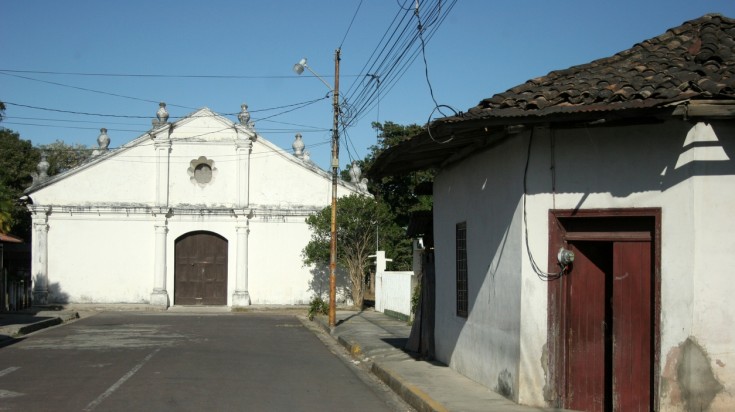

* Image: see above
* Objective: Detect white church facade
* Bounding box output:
[24,104,366,308]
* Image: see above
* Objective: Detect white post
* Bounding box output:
[31,208,50,305]
[232,217,251,307]
[150,219,169,307]
[371,251,392,313]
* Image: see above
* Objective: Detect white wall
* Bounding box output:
[376,271,414,316]
[46,214,155,303]
[432,119,735,409]
[30,143,157,206]
[27,108,366,308]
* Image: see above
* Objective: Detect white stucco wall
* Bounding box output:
[30,143,156,206]
[46,215,155,303]
[247,219,316,304]
[26,108,366,308]
[432,119,735,409]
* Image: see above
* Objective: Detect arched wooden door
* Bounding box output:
[174,231,228,305]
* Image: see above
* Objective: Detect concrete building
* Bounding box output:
[371,14,735,412]
[24,104,365,308]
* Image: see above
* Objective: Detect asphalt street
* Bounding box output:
[0,311,412,411]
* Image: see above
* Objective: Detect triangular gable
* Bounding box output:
[25,107,363,196]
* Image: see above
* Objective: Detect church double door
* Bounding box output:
[174,231,228,305]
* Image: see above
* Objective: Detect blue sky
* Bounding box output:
[2,1,734,171]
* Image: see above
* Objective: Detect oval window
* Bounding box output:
[194,163,212,184]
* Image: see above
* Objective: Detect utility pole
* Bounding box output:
[328,48,341,328]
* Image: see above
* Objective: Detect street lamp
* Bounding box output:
[294,49,341,328]
[293,58,335,93]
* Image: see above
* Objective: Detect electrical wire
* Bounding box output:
[0,68,301,79]
[415,1,443,115]
[1,120,327,135]
[340,0,364,49]
[0,72,198,110]
[3,95,328,122]
[522,127,567,281]
[342,0,457,126]
[4,0,456,159]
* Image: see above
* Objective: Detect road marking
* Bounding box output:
[0,368,25,399]
[83,348,160,411]
[0,389,24,399]
[0,367,20,378]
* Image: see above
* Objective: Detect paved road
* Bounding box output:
[0,311,411,411]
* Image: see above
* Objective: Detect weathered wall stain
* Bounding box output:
[541,343,554,403]
[661,337,724,411]
[496,368,514,400]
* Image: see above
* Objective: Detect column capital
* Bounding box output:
[29,205,51,219]
[236,216,250,232]
[236,138,253,151]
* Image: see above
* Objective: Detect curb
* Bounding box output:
[312,315,446,412]
[371,361,449,412]
[16,317,63,335]
[1,311,80,339]
[336,335,363,358]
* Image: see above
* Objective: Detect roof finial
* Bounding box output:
[152,102,169,128]
[92,128,111,156]
[292,133,305,159]
[238,103,255,131]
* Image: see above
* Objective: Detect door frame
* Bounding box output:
[547,208,661,410]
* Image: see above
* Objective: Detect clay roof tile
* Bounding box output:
[463,14,735,118]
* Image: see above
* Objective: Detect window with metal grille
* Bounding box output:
[456,221,468,318]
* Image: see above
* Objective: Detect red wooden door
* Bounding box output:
[174,232,228,305]
[612,241,652,411]
[565,242,610,411]
[564,240,652,411]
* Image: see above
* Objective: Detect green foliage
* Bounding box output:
[0,129,39,191]
[307,120,435,309]
[0,129,39,237]
[307,296,329,320]
[0,128,91,237]
[365,121,434,224]
[360,121,435,269]
[0,189,14,235]
[37,140,92,175]
[303,194,400,308]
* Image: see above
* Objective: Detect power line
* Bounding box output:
[0,72,197,110]
[3,95,329,121]
[348,0,457,125]
[2,121,328,135]
[0,68,365,79]
[340,0,365,48]
[0,69,303,79]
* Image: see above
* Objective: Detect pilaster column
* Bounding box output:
[31,208,50,305]
[236,139,252,209]
[232,217,251,307]
[150,219,169,307]
[154,127,172,208]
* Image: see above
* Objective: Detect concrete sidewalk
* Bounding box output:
[312,309,570,412]
[0,308,80,344]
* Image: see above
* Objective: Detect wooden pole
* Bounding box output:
[329,48,341,328]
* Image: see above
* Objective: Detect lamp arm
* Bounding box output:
[305,66,334,92]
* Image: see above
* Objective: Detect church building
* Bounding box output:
[24,103,366,308]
